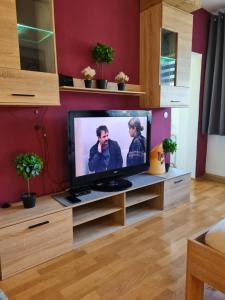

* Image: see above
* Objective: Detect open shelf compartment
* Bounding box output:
[73,213,123,247]
[125,184,162,208]
[72,194,125,226]
[126,202,161,225]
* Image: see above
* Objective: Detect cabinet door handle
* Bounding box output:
[170,100,181,103]
[28,221,49,229]
[11,93,36,97]
[174,179,183,184]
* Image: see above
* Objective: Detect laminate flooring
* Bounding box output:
[1,179,225,300]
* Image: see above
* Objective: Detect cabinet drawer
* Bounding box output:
[164,174,190,209]
[0,210,73,279]
[0,68,60,106]
[161,86,190,107]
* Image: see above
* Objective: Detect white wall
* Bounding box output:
[206,135,225,176]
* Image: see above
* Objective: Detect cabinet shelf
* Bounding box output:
[17,23,53,44]
[73,215,122,247]
[59,79,145,96]
[126,204,161,225]
[73,202,122,226]
[126,191,160,208]
[60,86,145,96]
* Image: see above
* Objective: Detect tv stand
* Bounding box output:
[92,178,132,192]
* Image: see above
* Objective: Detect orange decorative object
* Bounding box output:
[148,142,165,174]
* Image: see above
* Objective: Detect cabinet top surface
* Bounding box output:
[157,168,191,180]
[54,174,165,208]
[0,195,66,229]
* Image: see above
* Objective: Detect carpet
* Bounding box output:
[0,289,8,300]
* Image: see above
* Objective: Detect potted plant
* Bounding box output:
[81,66,96,88]
[162,138,177,172]
[115,71,129,91]
[15,153,43,208]
[92,42,115,89]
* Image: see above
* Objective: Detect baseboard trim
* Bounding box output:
[203,173,225,184]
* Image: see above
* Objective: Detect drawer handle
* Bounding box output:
[11,93,36,97]
[28,221,49,229]
[170,100,181,103]
[174,179,183,184]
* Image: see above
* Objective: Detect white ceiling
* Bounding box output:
[202,0,225,12]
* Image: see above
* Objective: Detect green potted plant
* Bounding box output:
[92,42,115,89]
[81,66,96,88]
[15,153,43,208]
[115,71,129,91]
[162,138,177,172]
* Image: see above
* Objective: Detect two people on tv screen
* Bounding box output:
[88,117,146,173]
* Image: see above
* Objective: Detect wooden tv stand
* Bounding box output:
[0,169,190,279]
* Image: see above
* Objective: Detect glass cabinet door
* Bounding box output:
[160,29,177,86]
[16,0,56,73]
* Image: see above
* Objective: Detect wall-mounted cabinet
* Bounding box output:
[0,0,59,106]
[140,2,193,108]
[140,0,201,13]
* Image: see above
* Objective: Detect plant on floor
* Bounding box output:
[15,153,43,208]
[162,138,177,172]
[92,42,115,89]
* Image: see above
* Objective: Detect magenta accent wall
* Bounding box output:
[192,9,210,177]
[0,0,171,204]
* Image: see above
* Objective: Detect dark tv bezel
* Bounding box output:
[68,110,152,190]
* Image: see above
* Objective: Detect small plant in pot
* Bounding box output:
[115,71,129,91]
[92,42,115,89]
[162,138,177,172]
[81,66,96,88]
[15,153,43,208]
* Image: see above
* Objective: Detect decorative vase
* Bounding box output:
[165,163,170,173]
[117,82,125,91]
[96,79,108,89]
[21,192,36,209]
[84,79,92,88]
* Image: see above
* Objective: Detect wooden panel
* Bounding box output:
[160,85,190,107]
[140,3,162,108]
[126,191,160,207]
[186,238,225,299]
[0,195,66,230]
[0,68,60,106]
[0,0,20,69]
[165,0,201,12]
[0,210,73,279]
[73,203,122,226]
[164,174,190,209]
[162,3,193,87]
[140,0,201,12]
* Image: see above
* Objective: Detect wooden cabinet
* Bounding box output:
[140,0,201,13]
[158,169,191,209]
[140,2,193,108]
[0,197,73,280]
[0,0,59,106]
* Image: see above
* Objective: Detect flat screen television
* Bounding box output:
[68,110,152,194]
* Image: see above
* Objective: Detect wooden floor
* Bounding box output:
[1,179,225,300]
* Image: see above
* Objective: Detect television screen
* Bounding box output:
[68,110,151,192]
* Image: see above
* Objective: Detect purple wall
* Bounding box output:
[192,9,210,177]
[0,0,171,204]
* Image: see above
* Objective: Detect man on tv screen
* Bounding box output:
[88,125,123,173]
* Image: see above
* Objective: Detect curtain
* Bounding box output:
[202,13,225,135]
